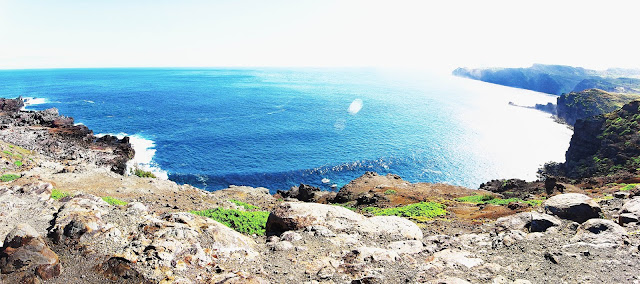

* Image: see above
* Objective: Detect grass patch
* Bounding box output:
[0,174,20,182]
[332,203,357,211]
[13,160,22,167]
[363,202,447,219]
[456,194,543,206]
[229,199,260,210]
[191,208,269,235]
[456,194,494,203]
[132,168,156,178]
[620,184,638,191]
[102,196,128,206]
[51,189,69,200]
[384,189,397,195]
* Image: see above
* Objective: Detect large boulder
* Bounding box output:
[0,224,61,282]
[619,197,640,225]
[571,219,627,247]
[495,212,561,233]
[49,194,114,244]
[543,193,601,223]
[266,202,423,240]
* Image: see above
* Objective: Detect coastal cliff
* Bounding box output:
[2,97,640,283]
[556,89,640,126]
[564,100,640,178]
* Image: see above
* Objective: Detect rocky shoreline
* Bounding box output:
[2,97,640,283]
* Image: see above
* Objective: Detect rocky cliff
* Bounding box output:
[556,89,640,126]
[564,100,640,178]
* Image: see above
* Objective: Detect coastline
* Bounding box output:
[1,96,640,283]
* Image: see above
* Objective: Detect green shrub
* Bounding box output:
[102,196,128,206]
[384,189,397,195]
[132,168,156,178]
[363,202,447,219]
[13,160,22,167]
[332,203,357,211]
[229,199,260,210]
[0,174,20,182]
[51,189,69,200]
[190,208,269,235]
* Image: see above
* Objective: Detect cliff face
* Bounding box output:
[565,100,640,178]
[556,89,640,126]
[453,64,640,95]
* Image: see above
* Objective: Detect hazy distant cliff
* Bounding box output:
[453,64,640,95]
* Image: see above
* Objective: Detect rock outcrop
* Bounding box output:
[0,98,134,174]
[0,224,61,283]
[543,193,601,223]
[564,100,640,178]
[556,89,639,126]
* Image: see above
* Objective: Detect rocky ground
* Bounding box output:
[2,98,640,284]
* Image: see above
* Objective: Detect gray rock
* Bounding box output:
[544,193,601,223]
[267,202,422,240]
[387,240,424,254]
[620,197,640,221]
[0,223,61,281]
[496,211,561,232]
[571,219,627,246]
[614,191,631,199]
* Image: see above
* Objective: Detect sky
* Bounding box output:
[0,0,638,71]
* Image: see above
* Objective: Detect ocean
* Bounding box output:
[0,68,572,192]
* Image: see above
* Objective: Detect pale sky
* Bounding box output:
[0,0,638,71]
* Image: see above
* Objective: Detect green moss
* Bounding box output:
[2,150,11,155]
[13,160,22,167]
[51,189,69,200]
[132,168,156,178]
[456,194,494,203]
[620,184,638,191]
[362,202,447,219]
[384,189,397,195]
[229,199,260,210]
[332,203,357,211]
[190,208,269,235]
[101,196,128,206]
[0,174,20,182]
[456,194,542,206]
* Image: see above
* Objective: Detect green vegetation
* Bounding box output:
[0,174,20,182]
[51,189,69,200]
[383,189,397,195]
[332,203,357,211]
[2,150,12,155]
[191,208,269,235]
[456,194,543,207]
[13,160,22,167]
[229,199,260,210]
[102,196,128,206]
[363,202,447,219]
[620,184,638,191]
[132,168,156,178]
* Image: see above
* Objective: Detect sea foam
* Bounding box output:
[21,97,47,110]
[96,132,168,179]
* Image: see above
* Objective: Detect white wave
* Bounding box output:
[321,178,330,184]
[83,100,95,104]
[347,99,363,115]
[95,132,168,180]
[20,97,47,110]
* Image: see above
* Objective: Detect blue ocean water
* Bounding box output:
[0,68,573,192]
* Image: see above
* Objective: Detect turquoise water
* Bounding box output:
[0,68,572,192]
